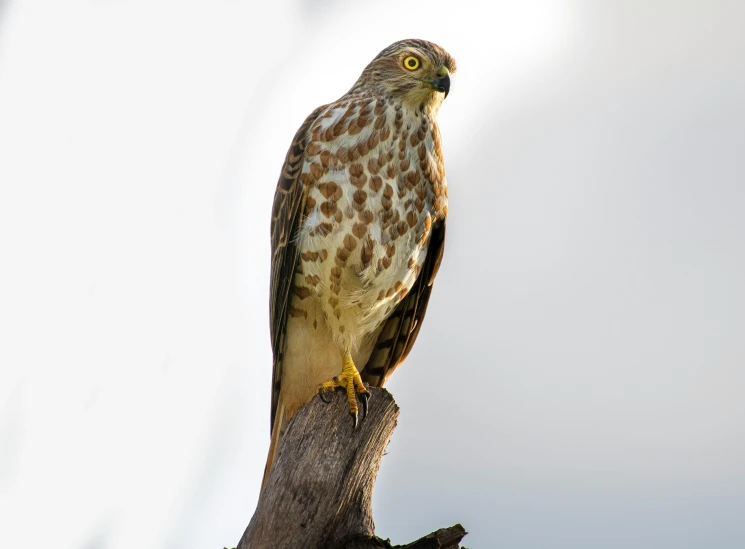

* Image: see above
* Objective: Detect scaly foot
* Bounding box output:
[318,350,370,428]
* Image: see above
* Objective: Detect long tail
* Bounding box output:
[262,393,289,487]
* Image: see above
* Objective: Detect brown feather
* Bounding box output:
[269,105,327,431]
[361,220,446,387]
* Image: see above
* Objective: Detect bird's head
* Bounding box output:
[353,39,457,111]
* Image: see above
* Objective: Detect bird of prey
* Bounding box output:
[265,39,456,481]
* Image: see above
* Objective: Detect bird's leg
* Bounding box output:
[318,349,370,428]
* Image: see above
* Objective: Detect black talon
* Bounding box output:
[319,389,331,403]
[360,392,369,422]
[351,410,358,430]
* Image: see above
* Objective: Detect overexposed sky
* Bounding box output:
[1,1,744,548]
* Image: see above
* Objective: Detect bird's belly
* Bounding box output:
[296,181,433,349]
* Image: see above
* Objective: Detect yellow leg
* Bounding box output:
[319,349,370,428]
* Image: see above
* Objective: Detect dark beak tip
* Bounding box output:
[432,74,451,98]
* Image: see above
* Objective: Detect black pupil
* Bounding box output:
[408,59,416,67]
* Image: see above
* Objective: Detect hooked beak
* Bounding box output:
[430,66,451,98]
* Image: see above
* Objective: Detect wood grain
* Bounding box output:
[237,388,467,549]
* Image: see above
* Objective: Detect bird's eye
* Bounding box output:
[403,56,420,71]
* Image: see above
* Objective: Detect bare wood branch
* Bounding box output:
[236,387,467,549]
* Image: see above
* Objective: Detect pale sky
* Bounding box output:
[1,1,744,548]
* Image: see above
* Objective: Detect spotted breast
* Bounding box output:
[276,94,447,427]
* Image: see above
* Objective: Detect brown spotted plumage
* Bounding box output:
[265,39,456,482]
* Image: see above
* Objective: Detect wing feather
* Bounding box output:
[269,105,326,431]
[361,219,446,386]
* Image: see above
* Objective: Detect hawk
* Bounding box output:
[265,39,456,481]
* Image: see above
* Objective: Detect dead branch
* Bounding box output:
[236,388,467,549]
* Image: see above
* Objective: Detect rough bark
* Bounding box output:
[237,388,467,549]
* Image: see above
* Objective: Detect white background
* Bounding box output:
[1,1,744,547]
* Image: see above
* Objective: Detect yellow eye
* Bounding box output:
[403,56,420,71]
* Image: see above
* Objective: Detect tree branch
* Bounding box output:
[236,388,467,549]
